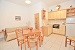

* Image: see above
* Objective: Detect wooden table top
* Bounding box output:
[23,29,41,35]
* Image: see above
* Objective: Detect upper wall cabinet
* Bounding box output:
[48,11,56,19]
[66,8,75,17]
[60,10,66,19]
[48,10,66,20]
[56,11,61,19]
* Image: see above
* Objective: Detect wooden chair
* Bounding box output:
[28,31,38,50]
[15,28,26,50]
[65,36,75,50]
[38,27,44,47]
[23,29,30,48]
[34,29,41,47]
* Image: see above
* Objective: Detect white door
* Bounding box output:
[66,24,75,36]
[66,16,75,23]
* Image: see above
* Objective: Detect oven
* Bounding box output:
[53,24,59,29]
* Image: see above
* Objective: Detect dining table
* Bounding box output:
[23,29,41,35]
[23,29,42,50]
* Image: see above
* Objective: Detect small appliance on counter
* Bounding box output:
[53,24,59,29]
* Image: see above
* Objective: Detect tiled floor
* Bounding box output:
[0,34,74,50]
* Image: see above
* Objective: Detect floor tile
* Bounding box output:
[0,34,74,50]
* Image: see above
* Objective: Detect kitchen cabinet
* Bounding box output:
[53,25,66,35]
[48,12,54,19]
[59,26,65,35]
[48,26,53,36]
[34,13,39,29]
[48,12,57,19]
[60,10,66,19]
[48,10,66,19]
[66,8,75,17]
[53,12,57,19]
[43,26,52,36]
[53,28,59,34]
[56,11,61,19]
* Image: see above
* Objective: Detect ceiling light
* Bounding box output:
[25,0,31,4]
[56,5,61,10]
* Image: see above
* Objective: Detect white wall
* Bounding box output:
[28,0,75,28]
[27,2,42,28]
[1,0,74,30]
[0,0,50,30]
[0,0,29,30]
[28,1,49,28]
[49,0,75,11]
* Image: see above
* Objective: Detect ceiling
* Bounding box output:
[6,0,70,7]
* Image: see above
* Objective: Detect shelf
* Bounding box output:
[67,12,75,14]
[67,7,75,10]
[66,7,75,17]
[67,14,75,17]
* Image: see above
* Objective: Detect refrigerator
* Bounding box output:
[66,16,75,36]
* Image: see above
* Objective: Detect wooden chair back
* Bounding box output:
[28,31,38,50]
[15,28,23,39]
[15,28,24,50]
[65,36,75,50]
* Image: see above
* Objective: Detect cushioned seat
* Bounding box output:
[29,37,38,42]
[65,36,75,50]
[18,36,24,41]
[5,26,27,41]
[67,36,75,41]
[6,32,16,41]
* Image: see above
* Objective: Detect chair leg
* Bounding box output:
[74,42,75,50]
[27,36,29,48]
[30,48,31,50]
[41,37,43,45]
[65,37,67,47]
[18,41,19,46]
[39,37,43,47]
[28,41,30,48]
[41,40,43,45]
[20,44,22,50]
[74,46,75,50]
[29,42,31,50]
[39,40,41,47]
[36,42,38,50]
[70,40,71,45]
[24,40,26,50]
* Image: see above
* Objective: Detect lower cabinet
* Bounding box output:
[53,25,65,35]
[59,26,66,35]
[43,26,52,36]
[53,28,59,34]
[42,25,65,36]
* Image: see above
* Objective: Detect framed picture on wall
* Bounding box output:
[15,16,21,21]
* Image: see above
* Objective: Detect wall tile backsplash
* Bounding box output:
[48,20,66,25]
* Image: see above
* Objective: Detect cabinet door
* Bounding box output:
[56,11,61,19]
[48,26,52,35]
[53,28,59,33]
[43,26,48,36]
[48,12,54,19]
[53,12,57,19]
[60,10,66,19]
[48,12,53,19]
[48,10,66,19]
[34,13,39,29]
[59,26,65,35]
